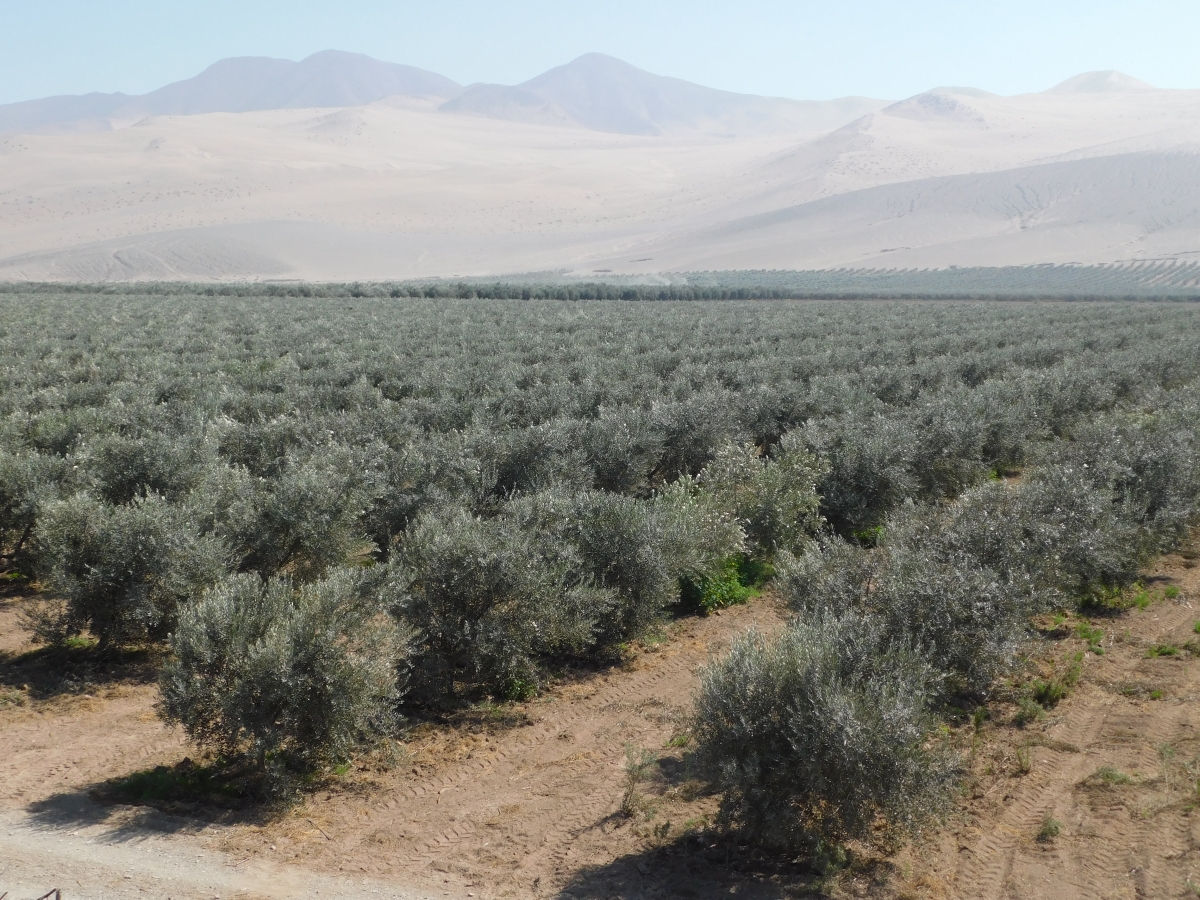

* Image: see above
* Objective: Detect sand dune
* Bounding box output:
[1,56,1198,280]
[609,150,1200,272]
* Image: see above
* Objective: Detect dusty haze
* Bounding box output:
[1,53,1198,281]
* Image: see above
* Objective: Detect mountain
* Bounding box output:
[439,53,886,136]
[1048,71,1155,94]
[134,50,462,114]
[0,50,882,138]
[3,63,1199,281]
[0,51,462,134]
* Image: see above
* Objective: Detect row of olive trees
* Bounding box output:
[2,295,1195,805]
[692,398,1200,855]
[90,441,820,788]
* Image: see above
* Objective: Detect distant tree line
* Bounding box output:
[3,261,1200,301]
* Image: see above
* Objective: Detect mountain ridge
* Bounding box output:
[440,52,886,135]
[0,51,462,134]
[0,50,886,137]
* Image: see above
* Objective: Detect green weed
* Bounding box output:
[1031,679,1066,708]
[499,673,537,702]
[1015,747,1032,775]
[1015,697,1044,726]
[1036,816,1061,842]
[621,744,657,817]
[111,760,242,805]
[680,556,753,615]
[1147,644,1180,658]
[1076,622,1105,654]
[850,525,885,547]
[1091,766,1133,785]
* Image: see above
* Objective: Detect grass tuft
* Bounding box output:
[1015,747,1032,775]
[1075,622,1105,654]
[1147,644,1180,658]
[621,743,657,817]
[1090,766,1134,786]
[1014,697,1043,727]
[1036,815,1061,842]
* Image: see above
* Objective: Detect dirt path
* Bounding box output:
[0,596,786,900]
[0,804,436,900]
[897,541,1200,900]
[214,600,787,899]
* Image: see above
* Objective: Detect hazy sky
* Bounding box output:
[2,0,1198,105]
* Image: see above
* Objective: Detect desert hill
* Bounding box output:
[1,56,1198,280]
[1049,70,1156,93]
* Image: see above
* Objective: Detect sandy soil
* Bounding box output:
[893,538,1200,900]
[0,595,787,900]
[4,86,1200,279]
[2,538,1199,900]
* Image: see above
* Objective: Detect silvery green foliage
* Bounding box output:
[775,534,878,613]
[222,450,375,581]
[582,407,664,494]
[919,480,1030,580]
[905,388,995,499]
[393,483,744,700]
[1044,411,1200,554]
[692,613,955,852]
[359,431,490,560]
[801,413,919,536]
[392,505,598,700]
[904,470,1152,602]
[0,450,66,569]
[160,568,406,777]
[1013,466,1143,596]
[698,437,826,554]
[779,529,1030,698]
[0,295,1195,712]
[470,419,591,497]
[80,432,209,505]
[654,475,746,583]
[32,493,228,647]
[779,456,1176,700]
[511,488,672,647]
[551,484,742,642]
[872,546,1033,696]
[650,389,741,480]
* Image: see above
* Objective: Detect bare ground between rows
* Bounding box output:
[0,595,792,899]
[886,538,1200,900]
[4,542,1200,900]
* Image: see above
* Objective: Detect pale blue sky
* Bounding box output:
[2,0,1198,106]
